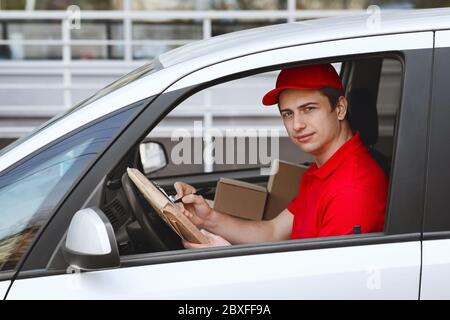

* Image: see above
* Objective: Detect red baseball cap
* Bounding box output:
[262,63,344,106]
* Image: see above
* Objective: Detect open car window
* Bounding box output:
[101,55,404,258]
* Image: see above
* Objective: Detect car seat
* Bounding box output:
[347,87,391,178]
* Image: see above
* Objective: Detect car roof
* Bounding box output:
[159,7,450,69]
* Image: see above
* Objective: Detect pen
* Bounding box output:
[172,187,210,203]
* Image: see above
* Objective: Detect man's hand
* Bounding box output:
[178,193,213,227]
[174,181,196,198]
[183,229,231,249]
[174,181,214,228]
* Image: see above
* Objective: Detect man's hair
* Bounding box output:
[318,86,344,111]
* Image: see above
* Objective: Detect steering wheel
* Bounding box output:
[121,172,183,252]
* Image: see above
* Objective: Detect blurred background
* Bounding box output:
[0,0,448,154]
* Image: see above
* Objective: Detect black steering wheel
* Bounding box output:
[121,172,183,252]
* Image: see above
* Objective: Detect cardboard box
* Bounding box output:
[213,160,309,221]
[263,160,308,220]
[213,177,267,220]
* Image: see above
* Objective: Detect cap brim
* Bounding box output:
[262,85,324,106]
[262,87,285,106]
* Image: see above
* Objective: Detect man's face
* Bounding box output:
[278,88,346,157]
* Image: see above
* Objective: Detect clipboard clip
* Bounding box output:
[151,181,176,204]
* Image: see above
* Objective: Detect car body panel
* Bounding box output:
[170,32,432,92]
[0,281,10,300]
[420,29,450,299]
[7,242,419,299]
[421,239,450,299]
[435,29,450,47]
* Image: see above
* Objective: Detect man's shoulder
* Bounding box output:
[349,145,386,173]
[332,147,388,191]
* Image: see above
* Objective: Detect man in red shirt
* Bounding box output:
[177,63,388,248]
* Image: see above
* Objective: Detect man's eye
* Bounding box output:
[303,107,314,113]
[282,112,293,119]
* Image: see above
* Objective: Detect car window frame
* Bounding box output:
[423,30,450,238]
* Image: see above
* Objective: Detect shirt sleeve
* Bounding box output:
[286,174,310,215]
[318,187,386,237]
[287,195,299,215]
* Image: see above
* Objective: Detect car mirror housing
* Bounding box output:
[62,207,120,271]
[139,140,168,174]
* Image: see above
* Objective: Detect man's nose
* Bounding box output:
[293,113,306,131]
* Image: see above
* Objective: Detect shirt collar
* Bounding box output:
[307,131,363,180]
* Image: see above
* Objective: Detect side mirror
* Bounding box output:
[139,140,168,174]
[62,207,120,271]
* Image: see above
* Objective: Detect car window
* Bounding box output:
[107,56,405,258]
[0,106,138,272]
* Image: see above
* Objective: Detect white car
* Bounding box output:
[1,8,450,300]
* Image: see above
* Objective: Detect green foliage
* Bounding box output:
[0,0,26,10]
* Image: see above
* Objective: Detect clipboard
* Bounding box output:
[126,167,209,244]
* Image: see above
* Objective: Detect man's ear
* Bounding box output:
[336,96,348,121]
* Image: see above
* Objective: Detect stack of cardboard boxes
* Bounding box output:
[213,160,309,220]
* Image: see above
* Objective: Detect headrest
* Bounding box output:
[347,88,379,146]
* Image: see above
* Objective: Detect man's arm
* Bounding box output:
[318,187,386,237]
[174,181,293,245]
[205,208,293,244]
[180,193,293,244]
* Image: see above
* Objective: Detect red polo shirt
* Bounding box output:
[287,131,388,239]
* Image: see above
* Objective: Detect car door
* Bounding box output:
[420,29,450,300]
[6,31,433,299]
